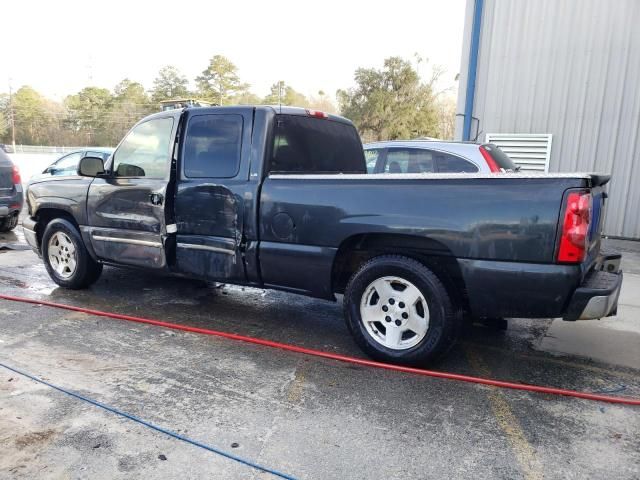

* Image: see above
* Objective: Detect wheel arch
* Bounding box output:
[34,207,81,249]
[331,233,469,313]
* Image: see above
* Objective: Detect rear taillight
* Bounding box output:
[305,109,329,119]
[12,165,21,185]
[479,145,501,173]
[557,192,592,263]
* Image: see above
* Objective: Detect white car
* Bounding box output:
[363,140,518,174]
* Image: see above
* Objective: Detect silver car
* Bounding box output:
[363,140,517,174]
[30,148,114,181]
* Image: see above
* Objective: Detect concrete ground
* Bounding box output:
[0,222,639,479]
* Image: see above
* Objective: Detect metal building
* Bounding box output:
[455,0,640,239]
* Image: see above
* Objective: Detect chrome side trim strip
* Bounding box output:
[92,235,162,248]
[177,242,235,255]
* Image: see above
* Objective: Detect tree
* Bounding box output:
[0,94,9,140]
[111,79,154,142]
[196,55,248,105]
[65,87,114,145]
[10,86,56,145]
[231,91,262,105]
[151,66,189,103]
[263,81,309,107]
[308,90,338,114]
[338,57,440,142]
[435,95,456,140]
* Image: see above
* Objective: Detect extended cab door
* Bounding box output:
[86,115,177,269]
[173,108,253,281]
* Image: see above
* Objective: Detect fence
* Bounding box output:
[8,145,102,155]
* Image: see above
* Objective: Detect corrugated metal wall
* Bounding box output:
[456,0,640,239]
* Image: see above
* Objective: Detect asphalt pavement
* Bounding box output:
[1,223,639,479]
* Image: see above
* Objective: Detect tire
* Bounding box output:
[344,255,461,366]
[0,213,18,232]
[42,218,103,289]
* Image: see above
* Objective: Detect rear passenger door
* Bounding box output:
[173,109,253,281]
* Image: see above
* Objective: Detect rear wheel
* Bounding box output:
[42,218,103,289]
[0,213,19,232]
[344,255,461,365]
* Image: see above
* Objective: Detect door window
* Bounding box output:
[435,153,479,173]
[183,114,243,178]
[364,149,381,173]
[384,148,435,173]
[50,152,83,175]
[112,118,174,178]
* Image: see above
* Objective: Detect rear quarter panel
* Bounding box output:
[259,175,588,297]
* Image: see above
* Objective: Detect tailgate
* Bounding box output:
[583,180,608,271]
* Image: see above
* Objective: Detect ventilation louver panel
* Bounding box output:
[485,133,552,172]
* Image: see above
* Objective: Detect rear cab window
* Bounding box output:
[269,115,365,174]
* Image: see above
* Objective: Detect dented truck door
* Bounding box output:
[173,108,253,281]
[86,114,178,269]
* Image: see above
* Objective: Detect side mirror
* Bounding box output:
[78,156,105,177]
[115,163,145,177]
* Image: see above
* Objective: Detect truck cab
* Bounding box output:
[24,106,364,288]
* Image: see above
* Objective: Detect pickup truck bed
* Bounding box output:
[23,106,623,364]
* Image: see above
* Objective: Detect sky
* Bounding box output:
[2,0,466,101]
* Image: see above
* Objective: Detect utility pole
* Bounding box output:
[8,80,16,152]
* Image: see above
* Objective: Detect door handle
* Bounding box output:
[149,193,164,206]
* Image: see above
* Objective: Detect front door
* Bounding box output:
[173,109,252,281]
[86,116,177,269]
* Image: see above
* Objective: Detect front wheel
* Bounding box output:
[344,255,460,366]
[42,218,103,289]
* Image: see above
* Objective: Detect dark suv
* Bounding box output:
[0,149,23,232]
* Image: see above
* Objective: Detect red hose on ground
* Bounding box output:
[1,293,638,406]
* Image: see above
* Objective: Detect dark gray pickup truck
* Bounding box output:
[24,106,623,364]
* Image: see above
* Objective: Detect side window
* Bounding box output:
[112,118,174,178]
[50,152,83,175]
[384,148,435,174]
[435,153,479,173]
[364,149,381,173]
[87,151,112,161]
[183,114,243,178]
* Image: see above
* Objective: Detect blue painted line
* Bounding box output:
[0,361,299,480]
[462,0,484,141]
